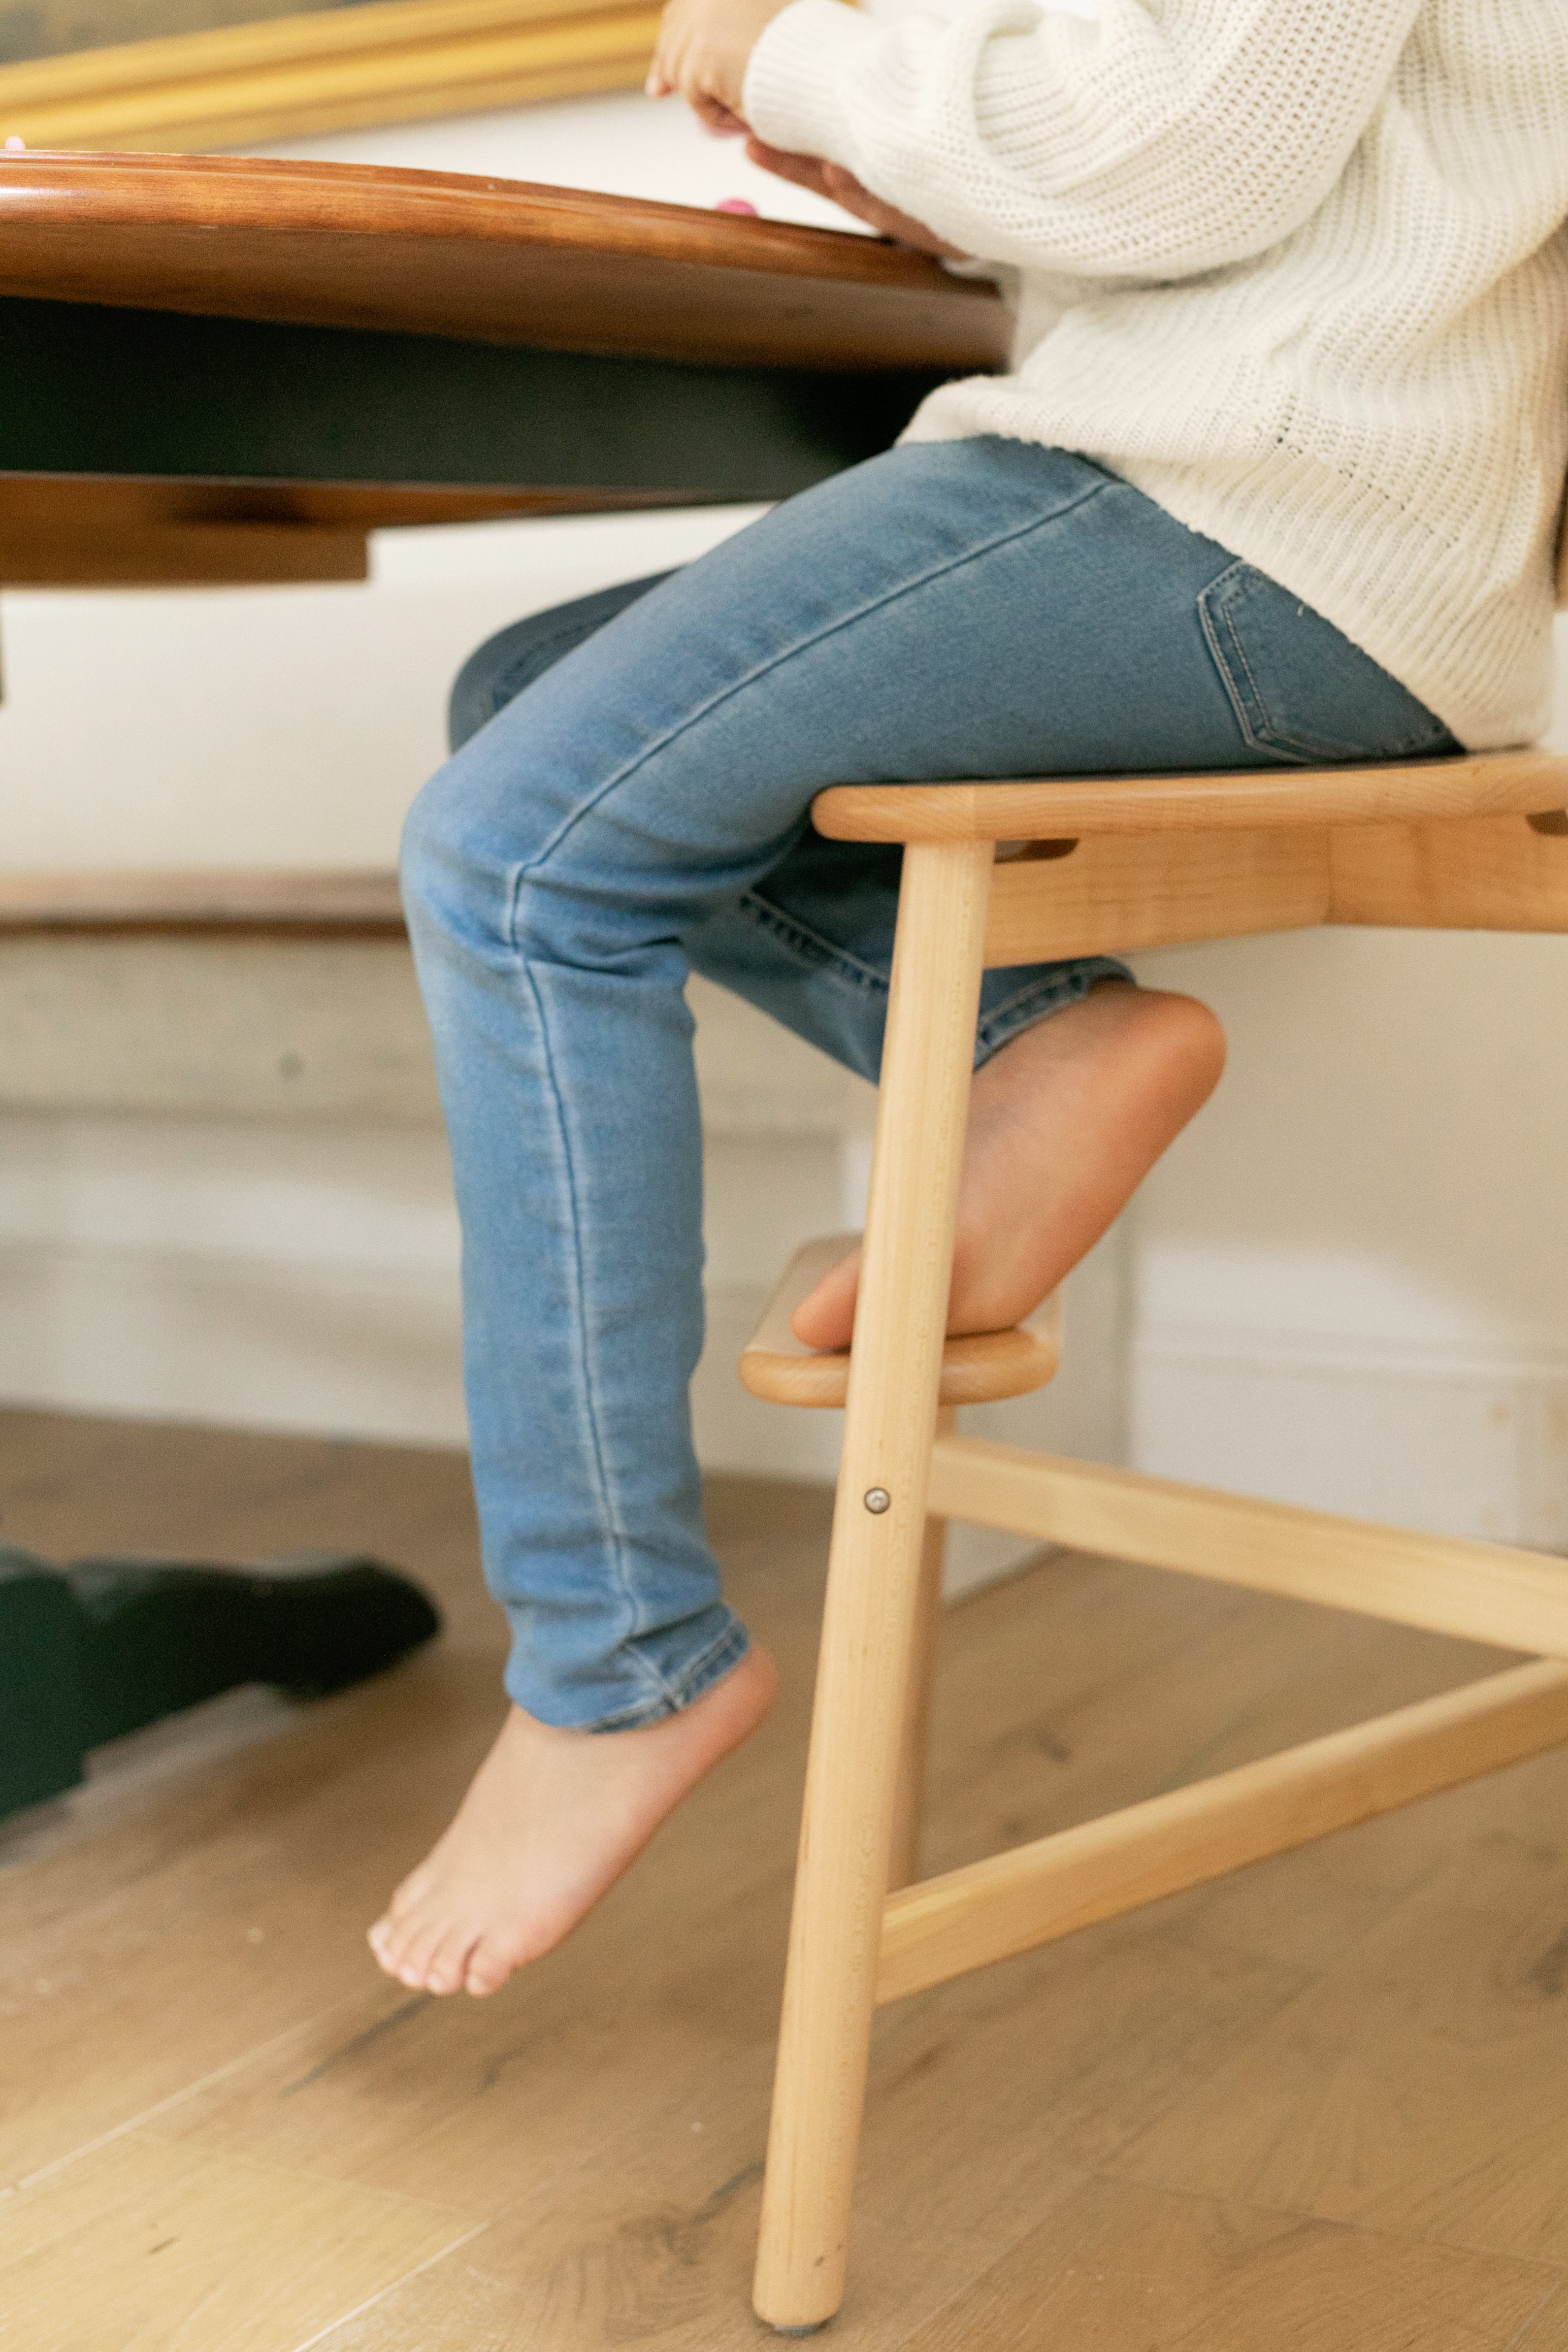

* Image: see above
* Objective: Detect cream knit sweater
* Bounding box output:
[743,0,1568,748]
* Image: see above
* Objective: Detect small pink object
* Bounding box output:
[4,136,25,152]
[714,196,757,216]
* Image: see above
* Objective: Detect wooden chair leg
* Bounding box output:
[887,1407,954,1895]
[753,842,993,2334]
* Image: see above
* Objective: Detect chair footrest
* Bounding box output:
[738,1234,1059,1409]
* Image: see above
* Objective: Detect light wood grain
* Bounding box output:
[302,1973,1083,2352]
[913,1529,1513,1979]
[1107,1788,1568,2269]
[0,151,1007,372]
[738,1233,1059,1408]
[1516,2289,1568,2349]
[0,2128,476,2352]
[927,1436,1568,1657]
[812,748,1568,844]
[1329,810,1568,930]
[898,2177,1561,2352]
[876,1659,1568,2005]
[11,1410,1568,2348]
[977,807,1568,966]
[887,1408,954,1897]
[754,841,994,2330]
[983,826,1330,965]
[0,0,663,154]
[750,758,1568,2321]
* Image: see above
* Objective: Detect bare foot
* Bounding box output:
[791,983,1224,1351]
[368,1644,777,1996]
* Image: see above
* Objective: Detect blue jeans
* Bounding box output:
[402,437,1456,1730]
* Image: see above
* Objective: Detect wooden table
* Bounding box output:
[0,149,1008,586]
[0,150,1006,1819]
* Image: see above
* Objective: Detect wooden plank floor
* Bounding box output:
[4,1405,1568,2350]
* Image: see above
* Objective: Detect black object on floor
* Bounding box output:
[0,1548,441,1823]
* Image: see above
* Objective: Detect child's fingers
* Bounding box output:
[816,162,968,256]
[645,21,676,94]
[646,0,688,98]
[645,7,673,95]
[820,162,911,235]
[744,139,834,197]
[694,95,749,134]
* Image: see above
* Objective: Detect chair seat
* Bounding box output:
[812,745,1568,843]
[739,1233,1059,1408]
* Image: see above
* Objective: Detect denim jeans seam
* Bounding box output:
[585,1614,751,1731]
[739,892,891,995]
[975,958,1135,1060]
[1198,566,1311,766]
[980,958,1128,1027]
[503,476,1117,945]
[522,959,678,1710]
[1199,566,1449,765]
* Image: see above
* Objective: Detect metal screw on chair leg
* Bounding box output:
[863,1487,891,1514]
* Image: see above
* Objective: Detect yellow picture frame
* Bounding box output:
[0,0,661,153]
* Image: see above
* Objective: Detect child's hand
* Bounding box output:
[647,0,794,128]
[746,139,969,259]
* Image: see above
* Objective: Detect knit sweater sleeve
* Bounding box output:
[743,0,1423,280]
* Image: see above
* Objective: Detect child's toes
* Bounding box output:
[390,1918,450,1990]
[367,1918,404,1977]
[464,1936,517,1996]
[423,1927,482,1995]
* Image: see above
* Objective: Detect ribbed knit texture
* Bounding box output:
[744,0,1568,748]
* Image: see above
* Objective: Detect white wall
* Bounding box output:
[1,73,1564,1572]
[1127,920,1568,1546]
[0,504,769,868]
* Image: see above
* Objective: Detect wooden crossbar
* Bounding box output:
[926,1436,1568,1657]
[877,1657,1568,2003]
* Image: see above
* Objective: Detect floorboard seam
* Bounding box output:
[3,2003,360,2199]
[287,2220,492,2352]
[1497,2271,1568,2352]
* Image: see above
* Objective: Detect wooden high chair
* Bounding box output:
[737,744,1568,2333]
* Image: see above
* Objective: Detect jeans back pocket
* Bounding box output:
[1198,560,1458,765]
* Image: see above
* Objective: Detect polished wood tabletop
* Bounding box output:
[0,152,1008,586]
[0,148,1009,372]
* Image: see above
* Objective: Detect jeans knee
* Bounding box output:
[402,740,574,967]
[400,756,499,950]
